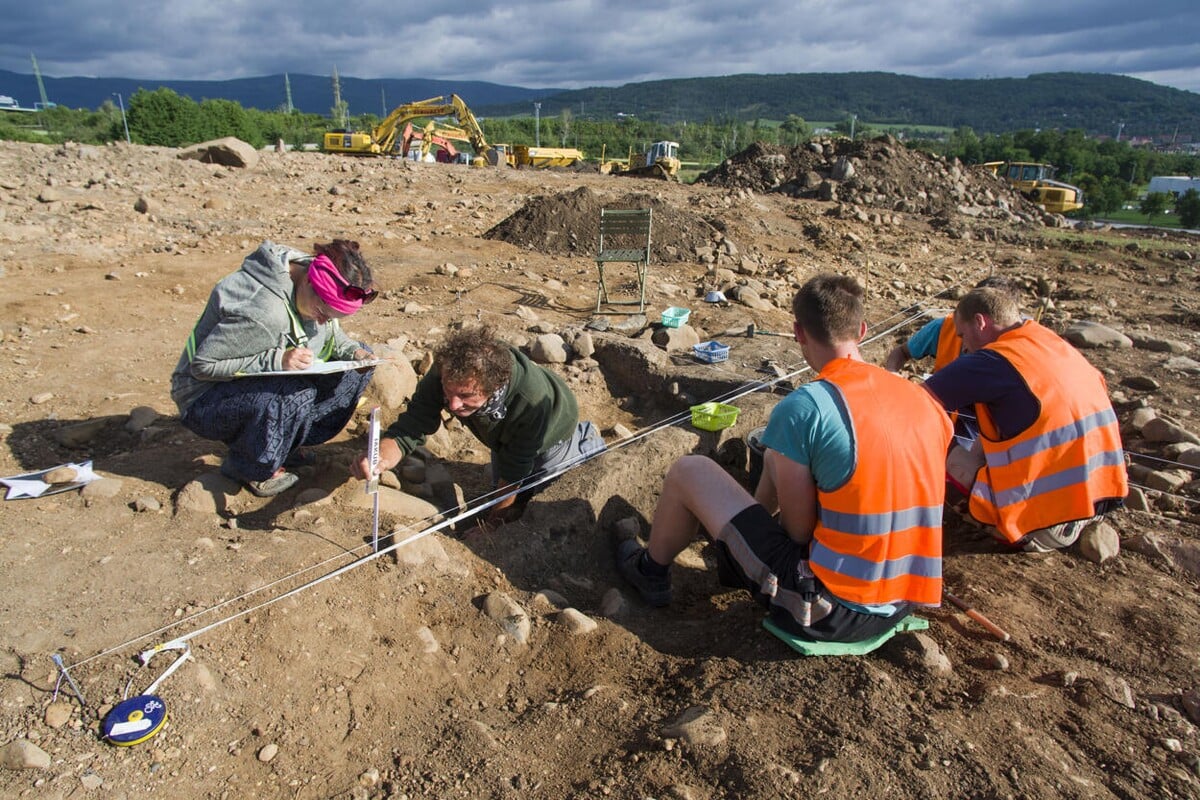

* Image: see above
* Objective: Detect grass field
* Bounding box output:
[1042,226,1192,252]
[1089,207,1187,229]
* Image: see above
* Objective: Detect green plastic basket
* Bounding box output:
[690,402,740,431]
[661,306,691,328]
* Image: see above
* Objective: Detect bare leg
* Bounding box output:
[646,455,758,565]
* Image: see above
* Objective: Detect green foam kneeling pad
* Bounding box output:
[763,614,929,656]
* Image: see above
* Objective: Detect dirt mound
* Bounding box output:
[698,136,1046,220]
[484,185,722,263]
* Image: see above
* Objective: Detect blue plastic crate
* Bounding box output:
[693,341,730,363]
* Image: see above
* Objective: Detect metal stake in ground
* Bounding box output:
[367,407,381,553]
[51,653,87,712]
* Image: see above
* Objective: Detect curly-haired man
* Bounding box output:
[354,324,604,528]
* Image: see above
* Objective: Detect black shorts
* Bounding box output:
[711,504,913,643]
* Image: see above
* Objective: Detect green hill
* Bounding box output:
[5,68,1197,141]
[495,72,1200,140]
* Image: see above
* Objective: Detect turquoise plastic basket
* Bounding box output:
[661,307,691,328]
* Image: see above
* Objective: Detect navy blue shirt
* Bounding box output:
[924,350,1041,440]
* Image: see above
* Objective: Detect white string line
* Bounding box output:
[1126,481,1200,508]
[63,296,950,671]
[1126,450,1200,473]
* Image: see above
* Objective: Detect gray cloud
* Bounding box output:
[1,0,1197,92]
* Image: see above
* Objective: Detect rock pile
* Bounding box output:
[697,136,1052,224]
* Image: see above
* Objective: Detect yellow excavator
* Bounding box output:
[324,94,493,165]
[983,161,1084,214]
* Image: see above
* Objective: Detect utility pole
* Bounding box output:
[534,103,541,146]
[850,113,857,141]
[113,93,130,144]
[331,66,348,129]
[30,53,52,109]
[1116,121,1125,142]
[284,73,294,114]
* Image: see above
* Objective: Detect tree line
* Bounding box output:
[2,87,1197,223]
[488,72,1200,141]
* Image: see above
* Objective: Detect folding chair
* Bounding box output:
[595,208,652,313]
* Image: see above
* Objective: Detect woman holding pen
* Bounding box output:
[170,239,377,496]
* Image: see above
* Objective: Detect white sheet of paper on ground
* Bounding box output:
[1,460,99,500]
[246,358,386,378]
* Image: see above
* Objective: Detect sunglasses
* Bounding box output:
[318,261,378,304]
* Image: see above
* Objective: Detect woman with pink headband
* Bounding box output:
[170,239,378,496]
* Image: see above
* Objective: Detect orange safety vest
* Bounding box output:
[969,321,1128,544]
[808,359,954,607]
[931,315,965,426]
[932,315,964,373]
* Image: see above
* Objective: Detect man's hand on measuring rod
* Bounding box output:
[353,437,401,481]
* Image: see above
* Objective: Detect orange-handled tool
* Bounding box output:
[945,591,1011,642]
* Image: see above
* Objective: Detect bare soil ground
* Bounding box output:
[1,138,1199,799]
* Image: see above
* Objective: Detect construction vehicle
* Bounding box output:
[510,145,585,169]
[601,141,681,181]
[486,144,516,168]
[400,122,467,163]
[323,94,493,165]
[983,161,1084,214]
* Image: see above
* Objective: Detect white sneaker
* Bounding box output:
[1019,518,1092,553]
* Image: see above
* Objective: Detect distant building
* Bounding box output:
[1147,176,1200,197]
[0,95,18,108]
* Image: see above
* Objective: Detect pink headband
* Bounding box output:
[306,254,363,315]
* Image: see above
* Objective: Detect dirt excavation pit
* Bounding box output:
[2,140,1200,800]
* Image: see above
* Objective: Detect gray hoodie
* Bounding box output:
[170,241,358,414]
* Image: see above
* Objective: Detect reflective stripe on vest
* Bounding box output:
[283,302,308,348]
[184,323,199,362]
[972,446,1127,509]
[969,322,1128,543]
[317,319,338,361]
[807,359,953,607]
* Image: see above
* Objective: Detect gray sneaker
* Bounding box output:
[1020,518,1090,553]
[220,462,298,497]
[616,540,672,607]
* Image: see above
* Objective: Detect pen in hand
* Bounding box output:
[282,339,314,370]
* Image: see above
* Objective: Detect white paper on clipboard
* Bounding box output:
[366,407,381,495]
[248,358,386,378]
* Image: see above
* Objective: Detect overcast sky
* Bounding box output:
[3,1,1198,93]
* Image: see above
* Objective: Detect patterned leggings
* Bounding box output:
[182,367,372,481]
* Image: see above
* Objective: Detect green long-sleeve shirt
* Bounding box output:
[387,347,578,484]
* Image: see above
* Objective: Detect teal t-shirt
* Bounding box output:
[761,381,854,490]
[760,379,898,616]
[905,316,948,360]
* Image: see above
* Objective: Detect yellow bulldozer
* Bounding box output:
[324,94,493,165]
[600,141,681,181]
[983,161,1084,214]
